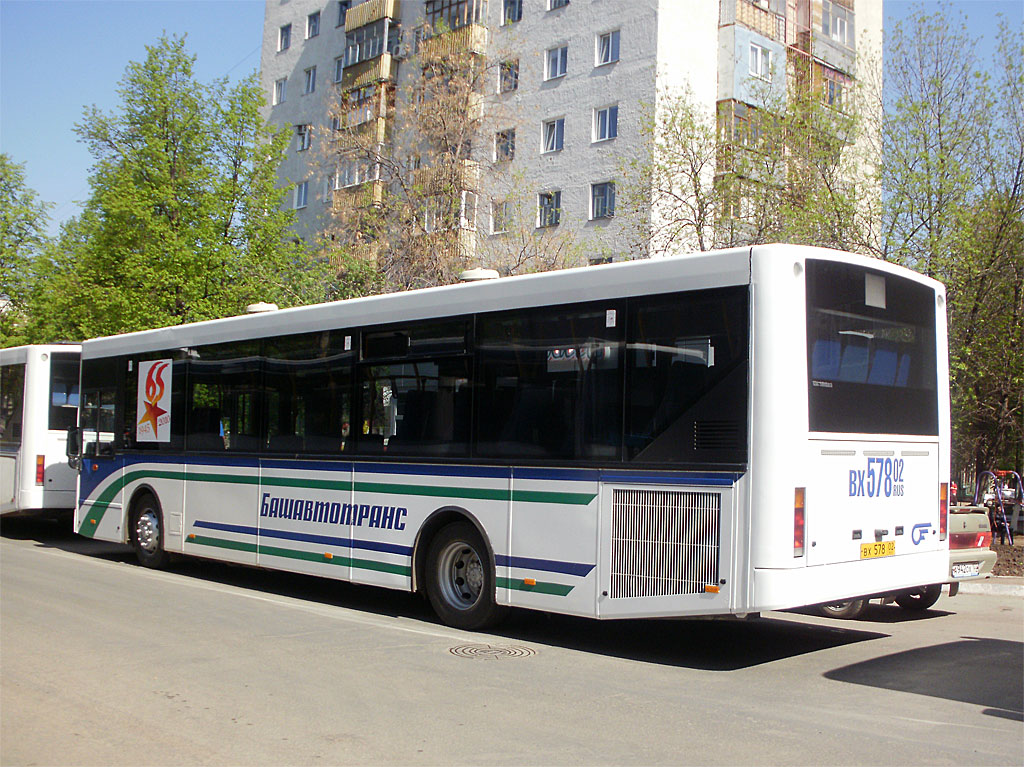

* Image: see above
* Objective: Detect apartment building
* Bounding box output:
[259,0,882,264]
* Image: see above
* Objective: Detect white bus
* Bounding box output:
[1,345,81,517]
[69,245,949,629]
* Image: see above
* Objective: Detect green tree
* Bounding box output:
[24,35,332,342]
[321,24,583,291]
[0,154,51,345]
[880,10,1024,478]
[619,64,876,258]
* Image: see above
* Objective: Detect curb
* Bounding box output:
[955,577,1024,597]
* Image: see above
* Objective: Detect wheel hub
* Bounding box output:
[136,511,160,553]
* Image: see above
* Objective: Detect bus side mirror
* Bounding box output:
[66,426,81,470]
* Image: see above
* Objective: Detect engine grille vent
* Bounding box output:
[610,489,721,599]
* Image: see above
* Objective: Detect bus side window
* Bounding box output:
[0,363,25,446]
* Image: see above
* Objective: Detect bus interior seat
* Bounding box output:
[837,337,869,382]
[867,342,899,386]
[895,354,911,386]
[811,339,841,379]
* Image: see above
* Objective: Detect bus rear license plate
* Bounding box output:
[951,562,981,578]
[860,541,895,559]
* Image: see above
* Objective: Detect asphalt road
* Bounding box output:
[2,517,1022,766]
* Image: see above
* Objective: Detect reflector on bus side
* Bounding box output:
[939,483,948,541]
[794,487,806,557]
[35,455,45,485]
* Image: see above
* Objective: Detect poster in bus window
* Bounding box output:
[136,359,172,442]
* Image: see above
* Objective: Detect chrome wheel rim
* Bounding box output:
[135,510,160,553]
[436,540,484,611]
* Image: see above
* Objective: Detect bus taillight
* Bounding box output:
[35,455,45,485]
[794,487,806,557]
[939,483,948,542]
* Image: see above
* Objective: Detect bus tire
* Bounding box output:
[425,521,507,630]
[894,584,942,611]
[130,493,170,569]
[816,599,868,619]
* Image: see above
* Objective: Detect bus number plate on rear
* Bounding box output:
[860,541,895,559]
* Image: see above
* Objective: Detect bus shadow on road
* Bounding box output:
[487,610,887,671]
[786,603,957,624]
[3,516,887,670]
[824,637,1024,721]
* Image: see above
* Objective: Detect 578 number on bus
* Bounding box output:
[849,458,905,498]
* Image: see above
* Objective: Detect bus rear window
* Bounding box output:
[49,352,80,431]
[806,259,938,435]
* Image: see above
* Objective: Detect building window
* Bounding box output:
[295,180,309,209]
[597,30,620,66]
[822,66,849,109]
[337,1,352,26]
[491,200,510,233]
[337,156,377,188]
[549,0,569,9]
[749,43,772,81]
[542,118,564,152]
[279,24,291,51]
[304,66,317,94]
[426,0,485,31]
[591,182,615,219]
[594,105,618,142]
[502,0,522,25]
[546,45,568,80]
[495,128,516,162]
[337,84,377,128]
[538,191,561,227]
[334,56,345,82]
[296,124,312,151]
[499,60,519,93]
[345,20,399,67]
[273,78,287,105]
[822,1,854,48]
[307,11,320,38]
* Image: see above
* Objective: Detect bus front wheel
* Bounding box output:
[425,521,507,630]
[130,493,170,569]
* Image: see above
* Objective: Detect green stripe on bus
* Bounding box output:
[78,468,597,538]
[188,535,258,553]
[77,469,185,538]
[186,536,412,577]
[495,577,574,597]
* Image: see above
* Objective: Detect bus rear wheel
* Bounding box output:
[130,493,170,569]
[816,599,868,619]
[425,521,507,630]
[894,584,942,611]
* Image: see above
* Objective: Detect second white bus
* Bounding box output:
[1,345,81,517]
[69,245,949,628]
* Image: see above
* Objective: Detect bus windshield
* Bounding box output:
[806,259,938,435]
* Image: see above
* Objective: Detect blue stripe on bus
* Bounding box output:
[494,555,595,577]
[190,521,595,576]
[598,472,742,486]
[113,452,745,485]
[191,520,413,556]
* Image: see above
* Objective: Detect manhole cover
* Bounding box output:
[449,643,537,659]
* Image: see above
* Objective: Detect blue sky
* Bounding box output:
[1,0,1021,237]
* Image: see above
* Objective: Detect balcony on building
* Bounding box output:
[720,0,788,46]
[420,0,488,56]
